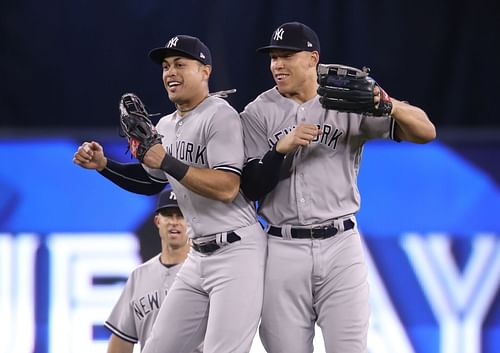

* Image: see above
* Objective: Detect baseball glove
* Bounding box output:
[119,93,163,161]
[317,64,392,116]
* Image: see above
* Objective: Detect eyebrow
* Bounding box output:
[162,57,189,65]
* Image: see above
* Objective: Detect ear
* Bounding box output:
[201,64,212,80]
[153,214,161,229]
[310,51,320,67]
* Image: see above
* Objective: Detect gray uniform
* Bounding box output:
[142,96,267,353]
[241,87,396,353]
[105,255,201,352]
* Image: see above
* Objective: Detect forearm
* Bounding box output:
[107,334,134,353]
[99,159,167,195]
[179,167,241,203]
[391,99,437,143]
[145,144,241,202]
[241,146,286,201]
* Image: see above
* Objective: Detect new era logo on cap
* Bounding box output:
[257,21,320,53]
[149,35,212,66]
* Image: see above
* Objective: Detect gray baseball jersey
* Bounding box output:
[104,255,201,352]
[143,95,258,237]
[241,87,396,353]
[141,95,267,353]
[241,87,396,226]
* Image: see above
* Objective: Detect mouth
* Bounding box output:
[274,73,289,82]
[167,80,182,91]
[168,229,181,237]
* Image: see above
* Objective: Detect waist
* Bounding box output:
[191,231,241,254]
[267,218,355,239]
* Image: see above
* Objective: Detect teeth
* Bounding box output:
[168,82,181,88]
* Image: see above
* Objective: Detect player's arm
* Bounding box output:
[107,333,134,353]
[73,141,166,195]
[241,146,285,201]
[370,86,436,144]
[241,123,320,201]
[389,98,436,143]
[142,144,240,203]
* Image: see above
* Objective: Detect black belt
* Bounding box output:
[192,232,241,254]
[268,219,355,239]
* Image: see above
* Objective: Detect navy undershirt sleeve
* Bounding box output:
[98,159,167,195]
[241,146,286,201]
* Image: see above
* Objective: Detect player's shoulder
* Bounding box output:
[243,87,282,113]
[202,96,238,116]
[155,111,176,129]
[129,254,163,278]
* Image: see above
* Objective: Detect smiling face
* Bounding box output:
[269,49,319,103]
[155,207,189,249]
[161,56,211,107]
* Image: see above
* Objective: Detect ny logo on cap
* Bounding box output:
[200,52,206,59]
[273,27,284,41]
[167,36,179,48]
[170,191,177,200]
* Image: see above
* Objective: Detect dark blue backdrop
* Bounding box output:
[1,0,499,128]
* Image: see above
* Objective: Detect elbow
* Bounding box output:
[416,124,437,144]
[219,185,240,203]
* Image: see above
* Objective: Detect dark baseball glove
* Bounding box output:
[119,93,163,161]
[317,64,392,116]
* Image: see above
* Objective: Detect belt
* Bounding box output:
[191,231,241,254]
[268,219,355,239]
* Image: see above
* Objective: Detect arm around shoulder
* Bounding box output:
[391,99,437,144]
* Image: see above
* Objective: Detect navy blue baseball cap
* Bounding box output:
[257,22,320,53]
[155,188,181,213]
[149,35,212,66]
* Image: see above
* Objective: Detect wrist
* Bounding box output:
[160,154,189,181]
[274,141,287,155]
[97,157,107,172]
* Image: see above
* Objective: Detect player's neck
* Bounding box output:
[176,93,209,116]
[281,82,318,104]
[160,243,190,265]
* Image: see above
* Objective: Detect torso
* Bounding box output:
[144,96,258,237]
[241,87,395,226]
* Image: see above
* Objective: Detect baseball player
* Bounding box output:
[73,35,267,353]
[105,187,202,353]
[240,22,436,353]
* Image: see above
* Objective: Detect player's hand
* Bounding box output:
[73,141,107,171]
[373,85,381,104]
[373,85,394,115]
[276,123,321,154]
[142,144,167,169]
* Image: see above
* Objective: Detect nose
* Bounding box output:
[167,214,181,224]
[271,57,285,71]
[163,66,176,77]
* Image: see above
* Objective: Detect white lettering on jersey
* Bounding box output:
[267,124,343,150]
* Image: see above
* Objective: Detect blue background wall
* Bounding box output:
[0,135,498,353]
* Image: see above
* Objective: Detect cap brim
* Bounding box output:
[155,204,180,213]
[149,47,200,65]
[256,45,306,53]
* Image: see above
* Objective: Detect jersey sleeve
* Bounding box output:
[104,274,139,343]
[206,104,245,175]
[240,103,271,162]
[358,114,398,141]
